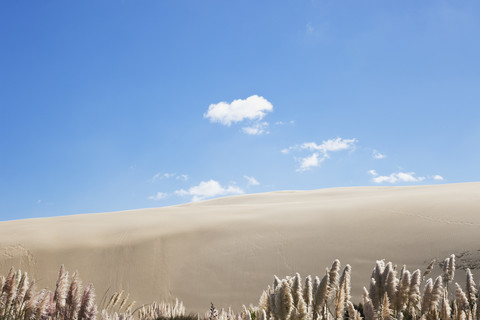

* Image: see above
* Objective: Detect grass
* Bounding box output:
[0,254,478,320]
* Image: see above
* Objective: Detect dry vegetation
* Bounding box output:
[1,254,479,320]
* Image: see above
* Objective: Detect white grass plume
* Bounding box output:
[292,273,303,308]
[423,260,435,280]
[430,276,444,311]
[409,269,422,316]
[395,269,411,312]
[312,271,329,320]
[274,279,293,320]
[466,268,478,306]
[456,283,469,313]
[303,275,313,309]
[421,278,433,315]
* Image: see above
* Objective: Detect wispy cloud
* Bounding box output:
[299,138,357,154]
[306,23,315,35]
[175,180,244,202]
[151,172,188,182]
[368,170,426,183]
[275,120,295,126]
[432,174,444,181]
[242,122,269,135]
[244,175,260,186]
[284,137,358,172]
[373,150,386,159]
[148,192,168,201]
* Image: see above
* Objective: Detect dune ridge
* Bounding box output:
[1,182,480,312]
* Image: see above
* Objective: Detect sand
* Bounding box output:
[1,182,480,313]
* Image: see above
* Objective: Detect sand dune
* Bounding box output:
[1,182,480,313]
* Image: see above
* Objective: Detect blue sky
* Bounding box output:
[1,1,479,221]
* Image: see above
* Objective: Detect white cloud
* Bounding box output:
[297,153,324,172]
[300,138,357,154]
[284,137,357,172]
[176,174,189,181]
[433,175,444,181]
[152,172,188,182]
[204,95,273,126]
[148,192,168,201]
[151,173,163,182]
[242,122,269,135]
[175,180,244,202]
[369,171,426,184]
[373,150,386,159]
[306,23,315,35]
[244,176,260,186]
[275,120,295,126]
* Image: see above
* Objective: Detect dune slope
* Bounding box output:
[1,183,480,312]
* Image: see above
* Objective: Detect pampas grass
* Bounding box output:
[0,266,97,320]
[258,254,480,320]
[3,254,480,320]
[138,299,185,320]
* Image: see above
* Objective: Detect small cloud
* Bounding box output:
[300,138,357,154]
[148,192,168,201]
[373,150,386,159]
[242,122,269,135]
[305,21,328,40]
[176,174,189,181]
[37,200,42,204]
[370,171,426,184]
[175,180,244,202]
[151,172,163,182]
[432,175,444,181]
[244,176,260,186]
[297,153,324,172]
[152,172,188,182]
[204,95,273,126]
[306,23,315,35]
[275,120,295,126]
[285,137,358,172]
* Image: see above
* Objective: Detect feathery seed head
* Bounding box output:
[456,283,469,312]
[303,275,313,308]
[274,276,281,290]
[385,268,398,302]
[423,260,435,280]
[274,280,293,320]
[440,295,451,320]
[292,273,302,307]
[430,276,444,311]
[421,278,433,314]
[313,271,330,318]
[328,260,341,292]
[466,268,478,305]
